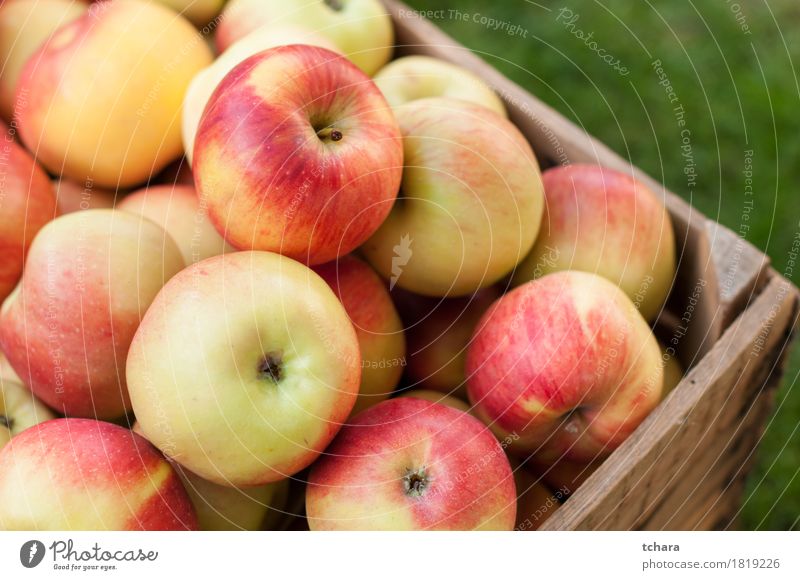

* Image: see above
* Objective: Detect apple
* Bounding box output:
[361,98,544,297]
[374,55,506,116]
[193,44,403,265]
[118,184,233,264]
[0,351,21,384]
[216,0,393,75]
[0,126,57,303]
[0,418,197,530]
[402,287,501,398]
[127,251,361,487]
[306,397,517,530]
[313,255,405,415]
[150,0,225,25]
[53,178,116,214]
[0,209,185,419]
[513,464,559,531]
[466,271,663,461]
[182,26,338,165]
[0,0,87,120]
[511,164,676,321]
[396,389,472,413]
[16,0,212,188]
[0,379,56,450]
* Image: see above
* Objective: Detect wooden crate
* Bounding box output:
[384,0,800,530]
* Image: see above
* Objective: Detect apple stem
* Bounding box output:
[402,467,430,498]
[258,351,284,384]
[0,415,11,430]
[316,127,343,143]
[324,0,345,11]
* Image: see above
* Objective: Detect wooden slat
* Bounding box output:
[539,273,798,530]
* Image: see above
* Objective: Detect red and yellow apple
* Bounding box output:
[0,209,185,419]
[511,164,676,321]
[0,126,57,302]
[216,0,393,75]
[313,255,405,415]
[307,397,517,530]
[16,0,213,188]
[361,98,544,296]
[182,26,338,164]
[127,251,361,487]
[118,184,233,264]
[0,418,197,530]
[396,389,472,413]
[466,271,663,461]
[0,379,56,450]
[193,44,402,264]
[374,56,506,116]
[53,178,116,214]
[0,0,87,120]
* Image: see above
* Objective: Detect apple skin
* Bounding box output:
[118,184,234,264]
[466,271,663,462]
[0,379,56,450]
[511,164,676,321]
[127,251,361,487]
[396,389,472,414]
[53,178,116,214]
[0,0,87,120]
[0,209,185,419]
[402,287,501,399]
[16,0,213,188]
[0,418,197,530]
[151,0,225,25]
[0,127,57,303]
[313,255,405,415]
[374,56,506,116]
[193,44,403,265]
[306,397,517,530]
[216,0,393,75]
[182,26,338,165]
[361,98,544,297]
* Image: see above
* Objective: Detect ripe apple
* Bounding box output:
[402,287,501,398]
[216,0,393,75]
[0,126,57,303]
[118,184,233,264]
[396,389,472,413]
[313,255,405,415]
[0,0,87,120]
[16,0,212,188]
[0,379,55,450]
[127,251,361,487]
[53,178,116,214]
[193,44,402,264]
[511,164,676,321]
[0,418,197,530]
[466,271,663,461]
[306,397,517,530]
[0,351,21,384]
[0,209,185,419]
[361,98,544,297]
[182,26,338,165]
[151,0,225,25]
[374,55,506,116]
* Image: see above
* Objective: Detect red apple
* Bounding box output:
[0,418,197,530]
[313,255,405,414]
[396,389,472,413]
[466,271,663,462]
[118,184,233,264]
[512,164,676,321]
[307,398,517,530]
[0,209,185,419]
[193,44,403,265]
[0,125,57,302]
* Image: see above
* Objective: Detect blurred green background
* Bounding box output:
[404,0,799,529]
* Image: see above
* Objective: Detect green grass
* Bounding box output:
[404,0,800,529]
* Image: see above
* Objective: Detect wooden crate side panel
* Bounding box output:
[539,274,798,530]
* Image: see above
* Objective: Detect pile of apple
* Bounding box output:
[0,0,683,531]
